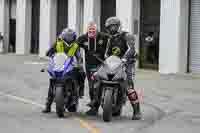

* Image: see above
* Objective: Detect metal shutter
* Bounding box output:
[190,0,200,73]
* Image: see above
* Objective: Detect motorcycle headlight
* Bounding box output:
[53,65,65,71]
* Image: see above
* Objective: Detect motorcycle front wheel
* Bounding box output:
[55,86,65,118]
[103,89,113,122]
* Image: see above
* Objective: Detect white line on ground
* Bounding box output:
[0,91,100,133]
[24,61,47,65]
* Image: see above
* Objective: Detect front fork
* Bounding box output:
[51,79,69,104]
[101,87,116,108]
[52,79,79,109]
[101,84,126,111]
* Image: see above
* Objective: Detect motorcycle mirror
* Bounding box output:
[93,54,105,64]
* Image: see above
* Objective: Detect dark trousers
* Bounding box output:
[85,64,99,101]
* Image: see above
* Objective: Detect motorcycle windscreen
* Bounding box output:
[52,53,68,72]
[105,56,122,73]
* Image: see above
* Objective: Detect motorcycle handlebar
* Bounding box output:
[93,54,105,64]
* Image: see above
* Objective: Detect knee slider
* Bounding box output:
[127,89,138,102]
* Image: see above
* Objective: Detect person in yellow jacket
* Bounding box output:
[42,28,86,113]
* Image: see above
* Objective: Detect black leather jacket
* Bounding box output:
[77,32,110,65]
[105,32,137,63]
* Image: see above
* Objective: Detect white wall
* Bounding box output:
[16,0,32,54]
[78,0,84,35]
[132,0,140,63]
[116,0,140,67]
[83,0,100,33]
[10,0,16,19]
[116,0,133,33]
[116,0,140,50]
[39,0,57,57]
[93,0,101,30]
[0,0,9,53]
[159,0,189,74]
[179,0,189,73]
[68,0,80,34]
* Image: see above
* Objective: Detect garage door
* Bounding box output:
[190,0,200,73]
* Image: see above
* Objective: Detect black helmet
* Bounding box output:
[105,17,121,34]
[58,28,77,46]
[105,17,121,27]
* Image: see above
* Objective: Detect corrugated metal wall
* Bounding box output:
[190,0,200,73]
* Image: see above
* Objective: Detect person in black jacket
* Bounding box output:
[76,21,110,115]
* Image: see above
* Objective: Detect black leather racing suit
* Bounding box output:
[106,31,141,119]
[105,32,137,87]
[90,31,141,119]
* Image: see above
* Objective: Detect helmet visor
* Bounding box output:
[107,24,119,34]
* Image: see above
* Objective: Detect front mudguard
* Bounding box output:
[50,78,78,103]
[50,78,68,101]
[99,80,127,109]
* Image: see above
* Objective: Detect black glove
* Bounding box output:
[46,48,55,57]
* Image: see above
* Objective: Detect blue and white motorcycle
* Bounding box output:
[44,52,80,117]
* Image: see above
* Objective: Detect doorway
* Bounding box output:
[57,0,68,35]
[8,0,16,53]
[31,0,40,54]
[139,0,160,69]
[100,0,116,32]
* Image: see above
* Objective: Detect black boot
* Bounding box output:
[86,99,96,107]
[79,86,84,98]
[86,107,98,116]
[86,99,100,116]
[70,96,78,106]
[42,100,52,113]
[43,79,54,113]
[68,96,78,112]
[127,82,141,120]
[87,87,94,106]
[42,106,51,113]
[78,72,85,98]
[132,103,142,120]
